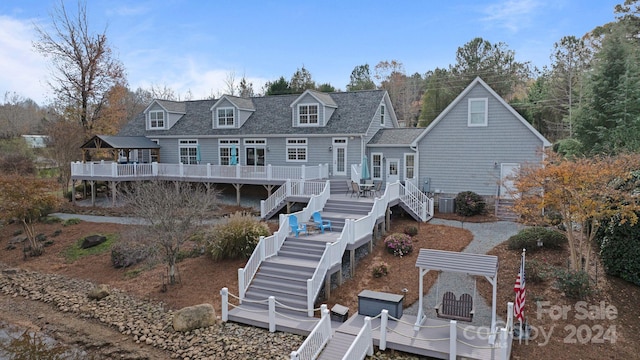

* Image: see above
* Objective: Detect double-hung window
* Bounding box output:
[404,153,415,180]
[380,105,385,125]
[468,98,488,126]
[298,104,318,125]
[286,138,307,162]
[149,111,165,129]
[217,108,235,127]
[179,139,198,164]
[372,153,382,179]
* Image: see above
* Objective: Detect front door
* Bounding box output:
[333,144,347,176]
[500,163,520,199]
[386,158,399,183]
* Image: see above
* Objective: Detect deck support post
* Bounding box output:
[71,179,77,204]
[325,274,331,299]
[338,268,343,285]
[385,207,391,232]
[263,184,275,197]
[232,183,243,206]
[349,249,355,278]
[90,180,96,206]
[110,181,118,206]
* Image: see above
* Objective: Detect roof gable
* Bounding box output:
[210,95,255,112]
[412,77,551,147]
[290,89,337,108]
[143,99,186,114]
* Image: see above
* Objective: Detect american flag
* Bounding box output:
[514,249,526,323]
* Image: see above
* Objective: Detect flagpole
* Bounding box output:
[520,248,526,342]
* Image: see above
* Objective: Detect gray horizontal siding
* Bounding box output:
[418,85,544,196]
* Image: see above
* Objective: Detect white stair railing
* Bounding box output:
[261,179,291,218]
[290,306,331,360]
[240,181,330,303]
[399,181,434,221]
[342,316,373,360]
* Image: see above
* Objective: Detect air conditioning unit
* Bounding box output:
[439,197,455,213]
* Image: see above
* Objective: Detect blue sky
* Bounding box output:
[0,0,621,105]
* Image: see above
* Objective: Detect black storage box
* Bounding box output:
[330,304,349,322]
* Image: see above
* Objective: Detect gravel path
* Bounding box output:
[404,219,525,328]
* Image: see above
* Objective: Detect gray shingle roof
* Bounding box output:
[119,90,386,137]
[368,128,425,145]
[224,96,255,111]
[415,249,498,278]
[156,100,186,113]
[81,135,161,149]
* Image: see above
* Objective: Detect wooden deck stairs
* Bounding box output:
[228,195,375,334]
[495,198,518,221]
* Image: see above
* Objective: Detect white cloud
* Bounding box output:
[0,16,50,104]
[481,0,541,33]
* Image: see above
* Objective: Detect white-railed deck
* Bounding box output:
[70,161,329,185]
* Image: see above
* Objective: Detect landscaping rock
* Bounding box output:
[81,235,107,249]
[87,284,110,300]
[172,304,216,332]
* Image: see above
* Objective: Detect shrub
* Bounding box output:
[206,212,270,261]
[555,269,592,299]
[62,218,82,226]
[41,216,62,224]
[111,230,155,268]
[383,233,413,257]
[454,191,486,217]
[372,262,389,278]
[597,213,640,286]
[403,225,418,237]
[525,259,549,284]
[0,153,36,176]
[507,227,567,252]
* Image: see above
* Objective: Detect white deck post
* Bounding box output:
[260,200,266,219]
[365,316,374,356]
[268,296,276,332]
[267,164,272,180]
[301,165,306,180]
[220,287,228,322]
[152,162,158,176]
[179,162,184,177]
[112,162,117,177]
[415,268,425,331]
[259,236,266,259]
[207,163,211,178]
[380,309,388,350]
[507,302,514,332]
[499,327,509,360]
[449,320,457,360]
[490,273,498,344]
[236,164,241,178]
[238,268,245,303]
[307,279,314,317]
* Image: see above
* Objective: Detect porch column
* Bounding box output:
[71,179,76,205]
[90,181,96,206]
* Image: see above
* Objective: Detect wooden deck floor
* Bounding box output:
[331,313,511,360]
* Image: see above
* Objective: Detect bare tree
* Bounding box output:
[224,71,237,95]
[123,181,219,285]
[33,0,125,133]
[45,117,84,196]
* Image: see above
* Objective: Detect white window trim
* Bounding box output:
[297,103,319,126]
[404,153,416,181]
[380,104,385,126]
[178,139,198,165]
[148,110,165,129]
[244,139,266,145]
[371,152,383,180]
[468,98,488,127]
[216,107,235,128]
[286,138,308,162]
[218,139,240,165]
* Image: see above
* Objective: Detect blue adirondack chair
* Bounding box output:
[289,214,308,237]
[312,212,332,233]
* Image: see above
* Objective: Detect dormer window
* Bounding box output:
[298,104,318,125]
[149,110,165,129]
[217,107,235,127]
[380,105,385,125]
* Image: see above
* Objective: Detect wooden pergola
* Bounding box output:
[414,249,499,338]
